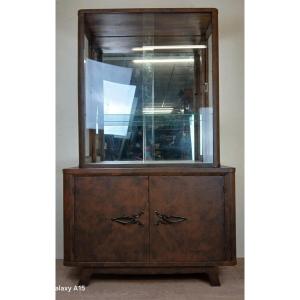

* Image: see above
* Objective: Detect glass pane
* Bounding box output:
[199,33,214,163]
[83,12,213,164]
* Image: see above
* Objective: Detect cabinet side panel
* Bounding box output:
[78,13,86,167]
[211,9,220,167]
[224,172,236,262]
[63,174,75,262]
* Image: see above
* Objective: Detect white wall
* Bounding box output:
[56,0,244,258]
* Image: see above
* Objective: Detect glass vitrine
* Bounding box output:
[78,9,219,167]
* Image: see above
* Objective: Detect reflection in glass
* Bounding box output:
[103,80,136,137]
[84,44,213,163]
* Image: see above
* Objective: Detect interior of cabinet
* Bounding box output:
[78,10,219,167]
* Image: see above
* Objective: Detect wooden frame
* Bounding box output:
[77,8,220,168]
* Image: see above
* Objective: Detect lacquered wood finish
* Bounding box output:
[63,165,236,286]
[63,165,234,175]
[79,8,218,14]
[85,12,211,39]
[63,174,75,262]
[78,13,85,168]
[74,176,149,262]
[64,168,236,262]
[149,176,225,262]
[211,9,220,167]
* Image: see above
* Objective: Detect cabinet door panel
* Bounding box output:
[149,176,225,262]
[74,176,148,262]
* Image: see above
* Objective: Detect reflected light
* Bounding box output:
[132,45,207,51]
[143,107,174,114]
[133,58,193,64]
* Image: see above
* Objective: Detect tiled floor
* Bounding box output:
[56,259,244,300]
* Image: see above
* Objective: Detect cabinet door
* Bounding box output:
[74,176,148,262]
[149,176,225,262]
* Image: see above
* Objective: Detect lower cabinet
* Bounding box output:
[63,167,236,286]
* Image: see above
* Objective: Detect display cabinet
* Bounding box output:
[63,8,236,287]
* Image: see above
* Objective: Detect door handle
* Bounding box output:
[111,211,144,226]
[154,210,187,225]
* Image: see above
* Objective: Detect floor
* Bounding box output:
[56,259,244,300]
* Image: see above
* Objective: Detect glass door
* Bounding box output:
[79,11,217,165]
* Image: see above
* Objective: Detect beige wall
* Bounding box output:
[56,0,244,258]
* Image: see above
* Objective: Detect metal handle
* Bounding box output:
[154,210,187,225]
[111,211,144,226]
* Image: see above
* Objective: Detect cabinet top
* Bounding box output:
[63,165,235,175]
[78,8,218,15]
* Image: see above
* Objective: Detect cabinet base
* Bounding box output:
[78,266,220,287]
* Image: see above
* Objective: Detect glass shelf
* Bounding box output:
[86,111,213,163]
